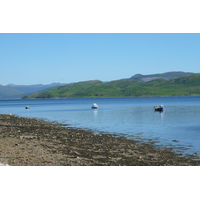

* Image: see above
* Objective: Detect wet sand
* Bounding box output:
[0,114,199,166]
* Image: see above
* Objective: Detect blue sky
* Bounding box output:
[0,33,200,85]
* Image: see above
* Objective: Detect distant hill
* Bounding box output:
[0,85,26,99]
[24,73,200,98]
[2,72,199,99]
[0,83,66,99]
[130,71,194,82]
[23,80,104,98]
[10,83,66,94]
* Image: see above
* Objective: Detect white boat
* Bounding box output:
[91,103,98,109]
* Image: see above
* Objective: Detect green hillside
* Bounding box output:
[24,74,200,99]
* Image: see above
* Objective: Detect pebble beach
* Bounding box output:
[0,114,199,166]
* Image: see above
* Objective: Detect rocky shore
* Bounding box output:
[0,114,199,166]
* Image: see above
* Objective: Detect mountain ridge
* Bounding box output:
[24,72,200,99]
[1,71,199,99]
[0,83,66,99]
[130,71,193,82]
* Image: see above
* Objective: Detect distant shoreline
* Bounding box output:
[23,94,200,99]
[0,114,199,166]
[1,94,200,100]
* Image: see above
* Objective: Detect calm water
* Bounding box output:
[1,96,200,158]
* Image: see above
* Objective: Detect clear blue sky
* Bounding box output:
[0,33,200,85]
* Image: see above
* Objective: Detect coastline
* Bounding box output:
[23,94,200,100]
[0,114,199,166]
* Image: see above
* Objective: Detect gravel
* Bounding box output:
[0,114,199,166]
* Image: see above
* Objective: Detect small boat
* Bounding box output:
[91,103,98,109]
[154,105,165,112]
[25,106,30,109]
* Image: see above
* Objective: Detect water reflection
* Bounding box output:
[93,110,98,118]
[160,111,165,123]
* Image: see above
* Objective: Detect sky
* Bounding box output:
[0,33,200,85]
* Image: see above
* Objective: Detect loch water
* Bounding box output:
[1,96,200,158]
